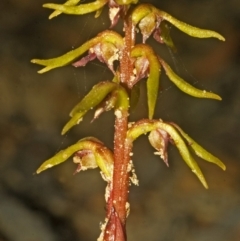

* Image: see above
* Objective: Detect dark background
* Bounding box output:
[1,0,240,240]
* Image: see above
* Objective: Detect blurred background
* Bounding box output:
[1,0,240,240]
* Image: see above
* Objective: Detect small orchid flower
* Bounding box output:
[31,30,123,73]
[43,0,138,26]
[37,137,114,182]
[127,119,226,189]
[72,41,119,74]
[62,80,129,134]
[131,3,225,43]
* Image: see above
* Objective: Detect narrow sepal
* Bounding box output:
[171,123,226,170]
[131,44,161,119]
[43,0,108,16]
[158,10,225,41]
[157,122,208,188]
[48,0,80,19]
[159,58,222,101]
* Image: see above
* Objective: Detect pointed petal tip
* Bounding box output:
[36,166,45,174]
[37,69,46,74]
[198,174,208,189]
[61,128,68,136]
[218,35,225,41]
[42,3,52,9]
[212,94,222,101]
[48,15,55,20]
[220,163,226,171]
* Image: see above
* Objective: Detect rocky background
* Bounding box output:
[1,0,240,241]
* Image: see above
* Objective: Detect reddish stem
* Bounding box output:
[104,15,135,241]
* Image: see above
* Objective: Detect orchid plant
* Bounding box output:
[32,1,226,241]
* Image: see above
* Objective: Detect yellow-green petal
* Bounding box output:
[31,37,98,73]
[172,123,226,170]
[131,44,161,119]
[48,0,81,19]
[156,122,208,188]
[158,10,225,41]
[43,0,108,16]
[159,58,222,101]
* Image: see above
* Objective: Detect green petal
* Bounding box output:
[157,122,208,189]
[131,44,161,119]
[158,10,225,41]
[43,0,108,16]
[31,37,98,73]
[48,0,81,19]
[62,112,85,135]
[172,123,226,170]
[159,58,222,101]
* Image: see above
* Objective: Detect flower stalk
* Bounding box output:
[32,2,225,241]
